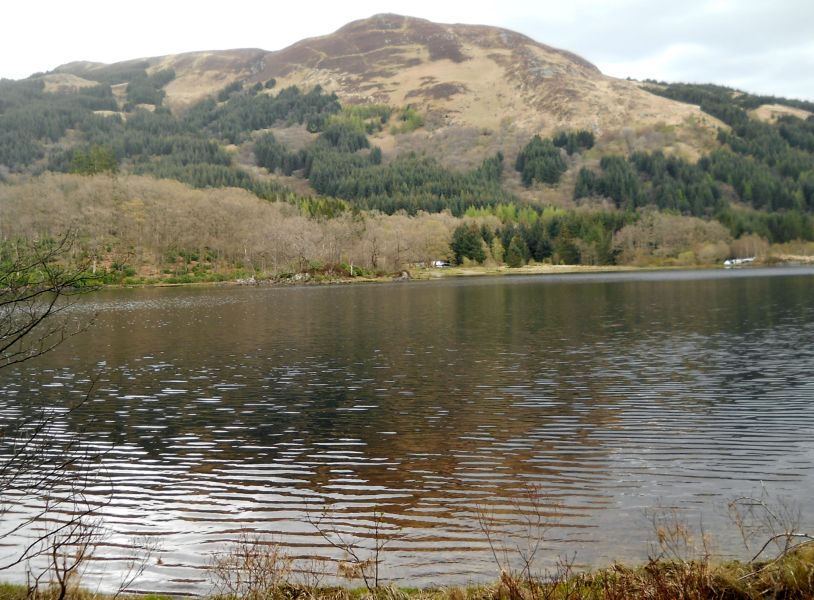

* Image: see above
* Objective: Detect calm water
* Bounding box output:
[2,267,814,593]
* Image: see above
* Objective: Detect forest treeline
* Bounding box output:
[641,82,814,223]
[0,174,457,282]
[1,71,813,275]
[0,174,790,284]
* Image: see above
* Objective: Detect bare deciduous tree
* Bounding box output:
[0,235,92,370]
[0,234,109,588]
[306,504,402,594]
[209,531,292,600]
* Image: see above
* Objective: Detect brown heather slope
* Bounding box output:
[255,14,712,135]
[749,103,812,123]
[53,14,723,162]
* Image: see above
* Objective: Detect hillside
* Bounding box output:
[242,15,705,134]
[1,15,813,283]
[52,14,719,163]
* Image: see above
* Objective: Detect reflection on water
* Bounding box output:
[2,267,814,592]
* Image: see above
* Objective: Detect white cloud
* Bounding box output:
[598,42,712,82]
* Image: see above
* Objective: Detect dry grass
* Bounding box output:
[3,548,813,600]
[768,240,814,264]
[3,490,813,600]
[156,49,265,112]
[38,74,98,94]
[749,104,812,124]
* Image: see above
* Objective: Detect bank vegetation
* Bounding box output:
[3,174,811,286]
[1,518,812,600]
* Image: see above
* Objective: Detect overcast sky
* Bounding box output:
[3,0,812,100]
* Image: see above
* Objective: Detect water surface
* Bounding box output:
[2,267,814,592]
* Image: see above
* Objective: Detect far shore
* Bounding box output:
[97,263,691,289]
[417,263,659,280]
[93,256,814,290]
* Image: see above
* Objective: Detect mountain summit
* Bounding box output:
[56,14,713,144]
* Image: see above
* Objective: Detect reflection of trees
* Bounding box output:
[5,272,813,538]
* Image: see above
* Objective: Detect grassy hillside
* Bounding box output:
[1,19,814,278]
[49,15,717,158]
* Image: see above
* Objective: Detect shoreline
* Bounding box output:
[2,547,812,599]
[84,254,814,290]
[99,263,721,290]
[89,256,814,291]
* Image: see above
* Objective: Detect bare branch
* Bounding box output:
[0,232,107,580]
[305,503,402,593]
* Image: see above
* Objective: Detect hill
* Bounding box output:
[1,15,813,282]
[52,14,719,163]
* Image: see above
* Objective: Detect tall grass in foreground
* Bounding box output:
[2,489,812,600]
[3,549,814,600]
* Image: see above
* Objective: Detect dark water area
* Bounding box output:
[2,267,814,592]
